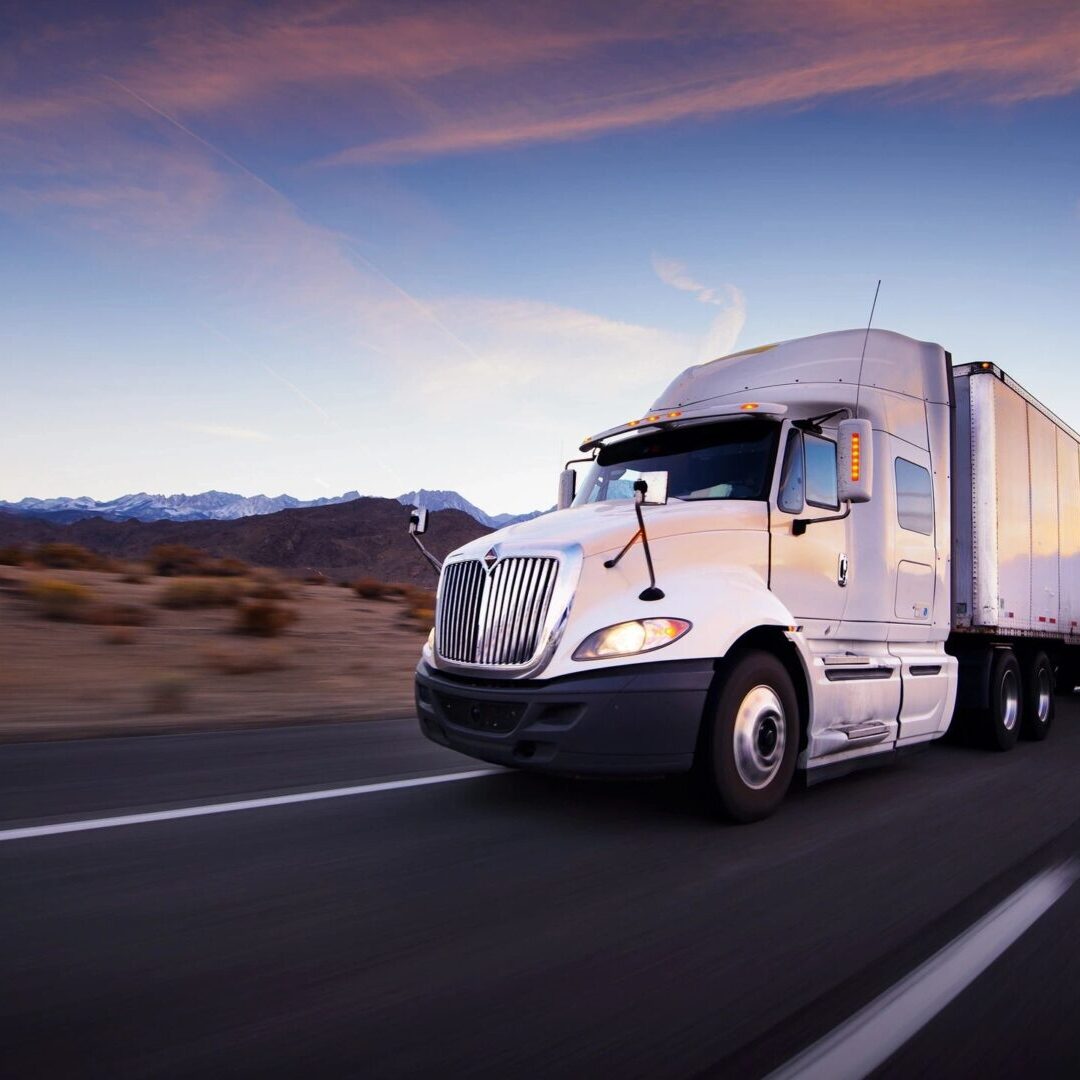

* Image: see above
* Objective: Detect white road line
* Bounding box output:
[0,769,503,843]
[768,859,1079,1080]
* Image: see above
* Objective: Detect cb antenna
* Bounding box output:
[854,278,881,420]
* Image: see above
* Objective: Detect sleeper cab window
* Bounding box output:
[777,430,805,513]
[804,433,840,510]
[895,457,934,535]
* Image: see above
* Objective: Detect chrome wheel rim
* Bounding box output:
[733,685,786,789]
[1001,668,1020,731]
[1036,666,1052,725]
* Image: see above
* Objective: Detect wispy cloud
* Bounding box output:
[313,2,1080,165]
[5,1,1080,169]
[653,256,747,360]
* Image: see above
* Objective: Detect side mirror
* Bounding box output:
[557,468,577,510]
[636,471,669,505]
[409,507,429,535]
[837,419,873,503]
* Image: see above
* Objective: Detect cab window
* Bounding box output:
[777,430,804,513]
[895,457,934,535]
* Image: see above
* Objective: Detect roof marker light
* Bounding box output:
[740,402,759,411]
[646,414,660,422]
[627,419,640,427]
[667,411,682,419]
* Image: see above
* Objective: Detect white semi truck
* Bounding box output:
[411,329,1080,821]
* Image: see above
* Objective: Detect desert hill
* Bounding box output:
[0,497,489,584]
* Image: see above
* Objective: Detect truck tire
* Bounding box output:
[1021,651,1054,742]
[985,648,1022,752]
[702,650,799,822]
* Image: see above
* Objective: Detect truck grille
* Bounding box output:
[436,556,560,667]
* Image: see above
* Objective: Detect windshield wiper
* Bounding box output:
[603,479,664,601]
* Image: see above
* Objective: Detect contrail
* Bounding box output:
[102,74,483,365]
[196,317,333,425]
[102,76,282,202]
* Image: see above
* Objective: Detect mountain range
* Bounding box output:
[0,497,488,585]
[0,489,541,529]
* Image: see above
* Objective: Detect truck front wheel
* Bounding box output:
[702,650,799,823]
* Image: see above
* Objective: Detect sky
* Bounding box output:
[1,0,1078,515]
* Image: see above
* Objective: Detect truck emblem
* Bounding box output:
[483,548,498,570]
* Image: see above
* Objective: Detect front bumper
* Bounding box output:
[415,658,714,775]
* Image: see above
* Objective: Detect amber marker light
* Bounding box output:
[850,431,861,482]
[667,411,682,418]
[740,402,759,411]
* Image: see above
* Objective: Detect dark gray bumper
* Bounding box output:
[415,658,714,775]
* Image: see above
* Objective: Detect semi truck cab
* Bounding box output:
[413,329,1077,820]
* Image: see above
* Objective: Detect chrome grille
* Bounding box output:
[437,556,559,667]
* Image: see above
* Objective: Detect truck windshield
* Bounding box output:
[574,419,779,505]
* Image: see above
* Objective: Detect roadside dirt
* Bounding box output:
[0,566,429,742]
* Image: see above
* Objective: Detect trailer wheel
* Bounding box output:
[702,650,799,822]
[985,649,1022,752]
[1021,651,1054,742]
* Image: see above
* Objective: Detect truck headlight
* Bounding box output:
[573,618,691,661]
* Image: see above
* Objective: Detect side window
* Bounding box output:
[777,431,804,513]
[895,458,934,535]
[805,434,839,510]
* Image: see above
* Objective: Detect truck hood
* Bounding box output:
[452,499,768,561]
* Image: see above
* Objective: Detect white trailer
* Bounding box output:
[411,330,1079,821]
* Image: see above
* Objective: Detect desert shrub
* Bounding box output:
[304,571,328,585]
[158,578,243,609]
[116,562,148,584]
[400,585,437,627]
[148,544,203,576]
[215,557,250,577]
[149,544,249,578]
[234,599,297,637]
[201,644,289,674]
[81,602,151,626]
[35,542,102,570]
[26,578,96,620]
[0,544,29,566]
[353,578,391,600]
[246,571,291,600]
[146,674,190,713]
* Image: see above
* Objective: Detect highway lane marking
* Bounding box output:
[0,769,503,843]
[768,859,1079,1080]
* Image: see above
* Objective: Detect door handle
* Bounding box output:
[838,553,849,588]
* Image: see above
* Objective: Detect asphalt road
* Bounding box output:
[3,703,1080,1079]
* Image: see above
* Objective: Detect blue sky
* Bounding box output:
[1,1,1078,514]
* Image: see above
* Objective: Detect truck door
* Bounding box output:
[889,450,954,741]
[769,427,849,637]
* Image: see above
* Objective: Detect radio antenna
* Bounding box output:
[854,278,881,419]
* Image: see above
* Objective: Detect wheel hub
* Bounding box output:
[733,685,786,789]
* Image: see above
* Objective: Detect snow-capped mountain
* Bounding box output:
[395,489,545,529]
[0,489,543,528]
[0,490,364,523]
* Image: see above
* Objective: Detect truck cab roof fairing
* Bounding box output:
[652,329,951,414]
